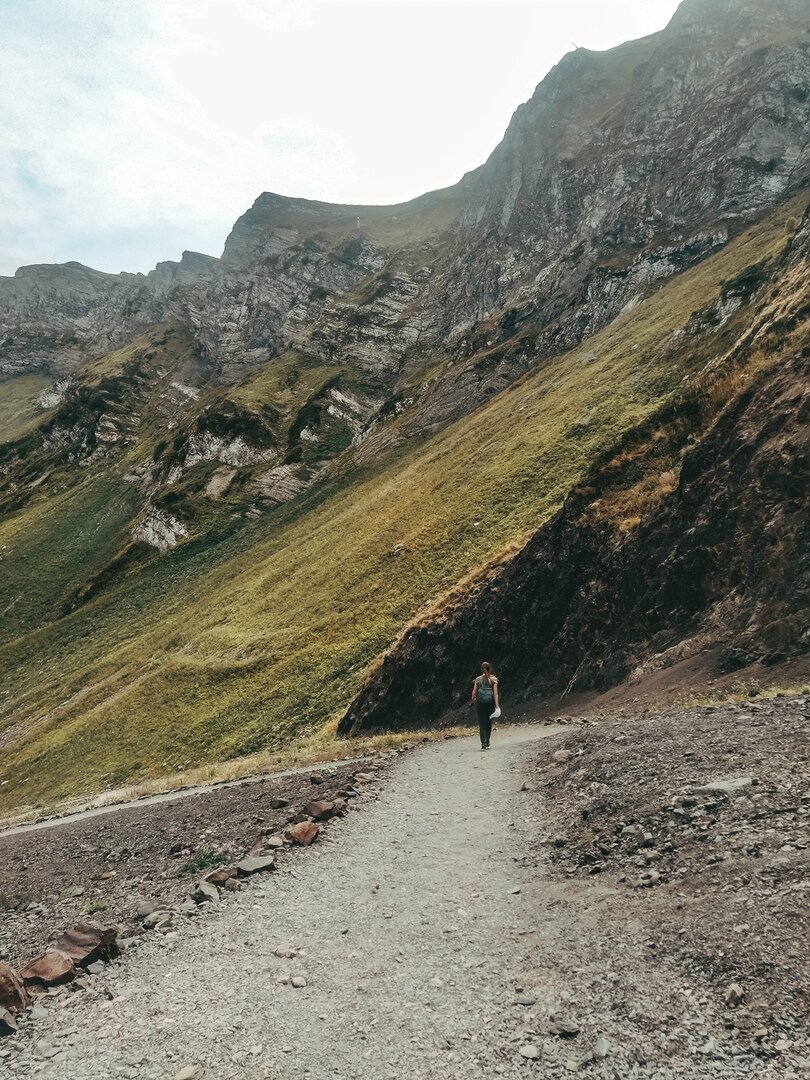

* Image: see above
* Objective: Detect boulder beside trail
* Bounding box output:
[135,900,163,920]
[19,950,76,988]
[0,1009,18,1036]
[235,855,276,876]
[0,963,28,1015]
[302,800,338,822]
[53,923,118,967]
[142,909,175,929]
[286,821,320,846]
[548,1017,581,1037]
[205,866,237,886]
[193,881,219,905]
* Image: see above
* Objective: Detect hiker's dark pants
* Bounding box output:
[476,701,493,746]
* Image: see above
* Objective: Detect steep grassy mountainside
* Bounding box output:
[0,199,803,811]
[342,209,810,733]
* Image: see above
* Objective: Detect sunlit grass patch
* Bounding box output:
[0,724,468,827]
[0,374,53,443]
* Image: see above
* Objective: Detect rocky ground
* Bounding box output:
[530,694,809,1070]
[0,697,807,1079]
[0,758,380,972]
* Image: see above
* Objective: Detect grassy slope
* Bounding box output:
[0,200,800,811]
[0,474,139,644]
[0,375,53,442]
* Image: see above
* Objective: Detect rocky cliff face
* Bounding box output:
[353,0,810,451]
[340,208,810,733]
[3,0,807,402]
[0,253,220,378]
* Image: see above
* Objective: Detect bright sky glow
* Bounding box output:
[0,0,681,275]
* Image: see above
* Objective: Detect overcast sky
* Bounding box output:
[1,0,681,276]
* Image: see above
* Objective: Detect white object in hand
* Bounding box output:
[490,707,501,720]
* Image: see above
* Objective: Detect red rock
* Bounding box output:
[53,923,118,967]
[303,800,336,822]
[286,821,320,846]
[0,963,28,1014]
[205,866,236,886]
[19,950,76,987]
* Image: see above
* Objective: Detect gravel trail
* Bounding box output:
[0,725,781,1079]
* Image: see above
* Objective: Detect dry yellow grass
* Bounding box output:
[0,723,468,829]
[0,374,53,441]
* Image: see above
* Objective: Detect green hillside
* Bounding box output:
[0,198,801,813]
[0,374,53,442]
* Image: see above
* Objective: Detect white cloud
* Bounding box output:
[0,0,681,275]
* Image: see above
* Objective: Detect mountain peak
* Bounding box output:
[14,260,115,282]
[668,0,810,32]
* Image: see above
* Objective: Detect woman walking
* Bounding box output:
[471,661,500,750]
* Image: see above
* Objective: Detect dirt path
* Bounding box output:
[0,725,790,1079]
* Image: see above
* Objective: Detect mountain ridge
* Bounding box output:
[3,0,807,382]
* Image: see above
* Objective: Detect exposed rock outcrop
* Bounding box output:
[133,508,188,552]
[2,0,807,447]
